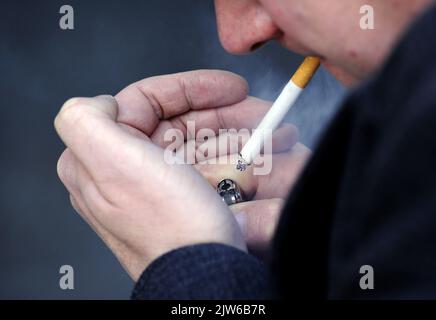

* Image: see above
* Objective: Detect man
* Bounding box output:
[55,0,436,299]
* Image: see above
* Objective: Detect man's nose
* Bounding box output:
[215,0,280,54]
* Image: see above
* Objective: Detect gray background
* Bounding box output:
[0,0,345,299]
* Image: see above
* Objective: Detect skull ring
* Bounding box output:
[217,179,245,206]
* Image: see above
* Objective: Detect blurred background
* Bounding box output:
[0,0,345,299]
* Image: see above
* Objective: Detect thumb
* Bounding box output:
[230,198,284,259]
[55,95,160,182]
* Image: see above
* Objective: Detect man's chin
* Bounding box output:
[321,60,359,87]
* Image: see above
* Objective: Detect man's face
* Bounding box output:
[214,0,379,85]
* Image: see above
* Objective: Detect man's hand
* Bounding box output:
[55,70,311,279]
[55,71,252,280]
[194,141,310,260]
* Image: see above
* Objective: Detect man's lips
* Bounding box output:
[276,34,320,58]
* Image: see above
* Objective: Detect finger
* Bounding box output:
[193,153,258,200]
[194,123,299,162]
[256,143,311,199]
[58,149,109,238]
[150,96,276,149]
[57,149,109,228]
[175,123,298,164]
[118,122,151,141]
[58,149,142,279]
[57,149,90,208]
[193,143,311,200]
[54,95,159,182]
[115,70,249,137]
[173,123,297,165]
[69,194,81,214]
[69,193,106,238]
[230,198,284,259]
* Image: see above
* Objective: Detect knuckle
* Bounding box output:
[89,193,115,215]
[69,195,82,215]
[57,149,75,185]
[56,151,69,183]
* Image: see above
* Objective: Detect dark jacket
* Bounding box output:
[132,5,436,299]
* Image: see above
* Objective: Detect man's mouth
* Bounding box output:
[276,34,320,58]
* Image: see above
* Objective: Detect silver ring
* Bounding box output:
[217,179,245,206]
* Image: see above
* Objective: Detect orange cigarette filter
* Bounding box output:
[291,56,321,88]
[237,56,321,169]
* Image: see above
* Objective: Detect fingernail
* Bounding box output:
[62,97,80,109]
[96,94,115,102]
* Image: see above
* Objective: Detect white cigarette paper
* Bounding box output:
[240,82,302,165]
[238,57,320,169]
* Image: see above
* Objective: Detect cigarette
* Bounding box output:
[237,56,321,171]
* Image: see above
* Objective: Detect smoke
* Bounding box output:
[0,0,348,299]
[286,66,347,147]
[194,1,347,148]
